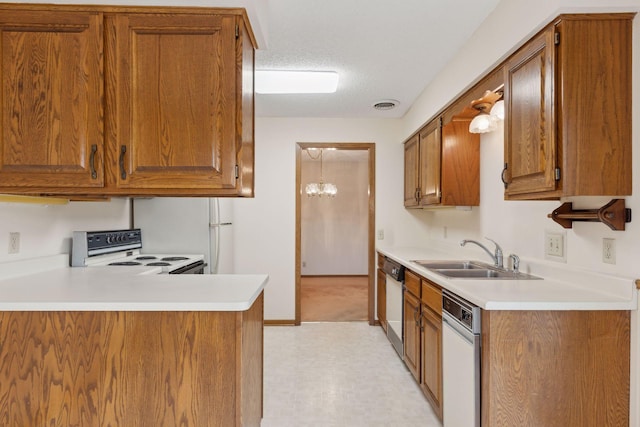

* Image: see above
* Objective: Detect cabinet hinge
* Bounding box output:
[235,24,239,39]
[554,32,560,45]
[554,167,561,181]
[235,164,239,179]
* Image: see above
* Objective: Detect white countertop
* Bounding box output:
[0,255,268,311]
[378,246,637,311]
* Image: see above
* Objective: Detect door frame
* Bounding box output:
[295,142,376,325]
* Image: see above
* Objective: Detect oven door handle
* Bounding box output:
[168,261,206,274]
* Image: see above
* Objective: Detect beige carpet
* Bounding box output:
[301,276,368,322]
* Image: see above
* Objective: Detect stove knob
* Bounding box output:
[106,235,112,244]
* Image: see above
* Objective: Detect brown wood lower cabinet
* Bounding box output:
[377,267,387,332]
[482,309,630,426]
[403,270,443,420]
[420,298,442,420]
[403,288,421,381]
[0,293,264,427]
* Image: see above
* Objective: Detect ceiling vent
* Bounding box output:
[373,99,399,110]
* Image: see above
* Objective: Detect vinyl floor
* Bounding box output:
[262,322,443,427]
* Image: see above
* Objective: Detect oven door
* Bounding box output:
[169,260,206,274]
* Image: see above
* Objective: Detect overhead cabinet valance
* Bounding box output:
[0,4,255,197]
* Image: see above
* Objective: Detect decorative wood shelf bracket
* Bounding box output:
[547,199,631,230]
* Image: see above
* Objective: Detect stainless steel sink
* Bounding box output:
[412,260,541,280]
[436,269,540,280]
[412,260,491,270]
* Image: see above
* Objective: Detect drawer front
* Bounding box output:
[405,269,421,298]
[421,279,442,316]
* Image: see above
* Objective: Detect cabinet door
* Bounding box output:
[441,120,479,206]
[404,134,420,207]
[418,122,441,205]
[421,306,443,420]
[109,13,238,191]
[377,268,386,332]
[0,11,104,189]
[403,290,421,381]
[503,27,557,198]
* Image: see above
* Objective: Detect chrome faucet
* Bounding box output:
[460,237,504,269]
[509,254,520,274]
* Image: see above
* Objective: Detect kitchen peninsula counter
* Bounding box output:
[0,255,267,427]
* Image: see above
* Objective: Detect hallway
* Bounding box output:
[262,322,442,427]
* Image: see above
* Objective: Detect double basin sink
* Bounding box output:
[412,260,541,280]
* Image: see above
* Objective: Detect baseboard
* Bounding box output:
[264,319,297,326]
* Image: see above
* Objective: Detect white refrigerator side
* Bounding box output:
[209,198,234,274]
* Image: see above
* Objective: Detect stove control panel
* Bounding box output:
[71,229,143,266]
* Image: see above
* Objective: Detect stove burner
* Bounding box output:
[146,262,171,266]
[136,256,158,260]
[162,256,189,261]
[108,261,142,266]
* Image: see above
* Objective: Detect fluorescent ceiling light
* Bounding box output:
[255,70,339,94]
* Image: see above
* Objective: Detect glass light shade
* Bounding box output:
[256,70,339,94]
[469,113,498,134]
[490,100,505,121]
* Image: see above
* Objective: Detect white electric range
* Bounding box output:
[71,228,206,274]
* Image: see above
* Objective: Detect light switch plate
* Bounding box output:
[602,238,616,264]
[8,232,20,254]
[544,230,566,262]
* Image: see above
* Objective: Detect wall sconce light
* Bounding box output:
[490,100,504,121]
[468,87,504,134]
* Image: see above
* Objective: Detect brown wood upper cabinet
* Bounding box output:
[0,5,255,197]
[503,13,633,200]
[404,118,479,208]
[0,10,104,189]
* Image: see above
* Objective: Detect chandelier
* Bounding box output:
[305,148,337,197]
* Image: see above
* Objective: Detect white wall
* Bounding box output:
[301,154,369,276]
[0,198,131,265]
[232,117,432,320]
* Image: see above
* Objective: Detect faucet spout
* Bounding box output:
[460,237,504,269]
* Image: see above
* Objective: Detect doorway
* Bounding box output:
[295,142,375,325]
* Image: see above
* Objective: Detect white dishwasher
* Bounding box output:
[442,290,481,427]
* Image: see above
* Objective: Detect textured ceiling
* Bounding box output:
[255,0,501,118]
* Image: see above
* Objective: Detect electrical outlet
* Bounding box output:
[544,230,566,262]
[8,232,20,254]
[603,238,616,264]
[377,229,384,240]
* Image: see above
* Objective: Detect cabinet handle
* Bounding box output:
[501,163,508,189]
[119,145,127,180]
[89,144,97,179]
[415,188,420,202]
[418,311,425,331]
[413,305,420,326]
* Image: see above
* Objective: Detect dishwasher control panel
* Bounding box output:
[443,290,481,334]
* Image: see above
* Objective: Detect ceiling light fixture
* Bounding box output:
[255,70,339,94]
[305,148,337,198]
